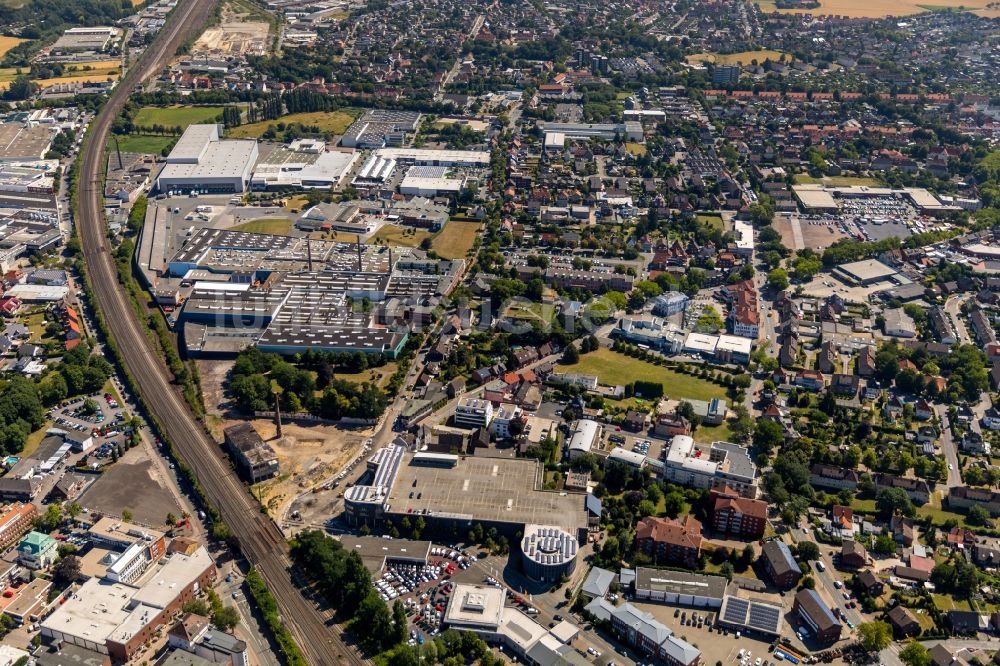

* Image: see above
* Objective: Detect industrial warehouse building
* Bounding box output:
[250,141,359,190]
[156,124,258,194]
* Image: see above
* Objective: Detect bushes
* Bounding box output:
[245,570,308,666]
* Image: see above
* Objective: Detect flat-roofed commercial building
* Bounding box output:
[833,259,899,286]
[633,568,728,608]
[344,445,588,540]
[156,125,258,194]
[41,548,215,661]
[251,144,359,190]
[717,595,783,637]
[338,535,431,575]
[661,437,757,498]
[454,398,494,429]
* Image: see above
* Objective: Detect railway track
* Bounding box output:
[75,1,366,664]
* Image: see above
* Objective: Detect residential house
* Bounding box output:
[840,539,868,569]
[887,605,920,638]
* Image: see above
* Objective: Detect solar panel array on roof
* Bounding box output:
[747,602,781,632]
[721,597,749,625]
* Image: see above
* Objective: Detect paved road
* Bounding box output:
[74,0,367,664]
[944,294,971,344]
[936,405,962,487]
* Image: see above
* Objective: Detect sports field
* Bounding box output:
[757,0,982,16]
[558,349,727,402]
[687,50,785,65]
[431,221,481,260]
[133,106,225,129]
[226,110,362,139]
[0,36,26,58]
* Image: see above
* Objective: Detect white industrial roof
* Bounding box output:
[444,584,505,629]
[683,332,718,354]
[568,419,599,454]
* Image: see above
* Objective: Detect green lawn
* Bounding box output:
[133,106,225,130]
[560,349,727,401]
[917,491,978,527]
[503,301,557,323]
[932,593,972,611]
[693,421,732,444]
[109,134,176,155]
[696,214,724,230]
[230,218,294,235]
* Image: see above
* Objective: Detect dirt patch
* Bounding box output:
[773,215,848,252]
[194,18,270,57]
[198,359,369,522]
[78,449,182,528]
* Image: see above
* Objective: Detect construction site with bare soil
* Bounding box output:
[191,0,274,58]
[199,359,372,524]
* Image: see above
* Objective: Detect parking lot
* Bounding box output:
[374,546,476,644]
[634,601,776,666]
[50,391,131,458]
[604,430,664,461]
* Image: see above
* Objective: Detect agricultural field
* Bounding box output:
[0,36,26,58]
[756,0,983,16]
[559,349,727,402]
[132,105,225,130]
[0,59,120,91]
[226,110,362,139]
[687,50,785,65]
[230,218,294,235]
[431,220,481,260]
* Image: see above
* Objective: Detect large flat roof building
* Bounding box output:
[345,445,588,539]
[662,437,757,498]
[250,143,359,190]
[833,259,899,286]
[157,125,258,194]
[41,548,215,662]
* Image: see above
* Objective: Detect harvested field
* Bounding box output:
[0,36,26,58]
[431,220,481,259]
[687,50,785,65]
[226,110,361,138]
[757,0,982,16]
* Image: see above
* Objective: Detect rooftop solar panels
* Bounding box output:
[721,597,749,625]
[718,595,782,636]
[747,602,781,633]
